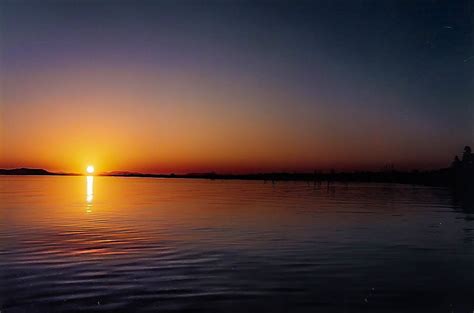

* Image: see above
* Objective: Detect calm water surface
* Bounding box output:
[1,176,473,312]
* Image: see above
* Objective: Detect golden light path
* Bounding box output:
[86,166,94,213]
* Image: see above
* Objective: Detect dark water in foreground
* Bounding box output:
[1,176,473,312]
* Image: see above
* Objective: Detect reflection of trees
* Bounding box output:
[451,188,474,215]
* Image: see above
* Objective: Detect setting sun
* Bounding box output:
[86,165,95,174]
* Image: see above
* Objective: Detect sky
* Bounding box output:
[0,0,472,174]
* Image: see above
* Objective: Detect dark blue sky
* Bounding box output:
[0,0,472,172]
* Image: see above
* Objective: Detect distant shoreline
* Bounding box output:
[1,167,472,189]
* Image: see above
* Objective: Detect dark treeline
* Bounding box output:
[105,167,471,188]
[449,145,474,190]
[105,146,474,189]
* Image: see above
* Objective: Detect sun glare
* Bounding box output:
[86,165,95,174]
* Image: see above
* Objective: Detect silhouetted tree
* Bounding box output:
[452,155,461,168]
[450,146,474,190]
[462,146,473,168]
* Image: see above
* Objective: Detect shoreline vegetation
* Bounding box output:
[1,146,472,189]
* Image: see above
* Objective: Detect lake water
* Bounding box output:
[1,176,473,312]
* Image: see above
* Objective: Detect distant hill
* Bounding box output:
[101,171,147,176]
[0,168,72,176]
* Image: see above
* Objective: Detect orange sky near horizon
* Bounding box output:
[0,63,465,174]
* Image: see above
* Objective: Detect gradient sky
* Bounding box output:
[0,0,472,173]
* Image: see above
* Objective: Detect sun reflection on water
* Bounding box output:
[86,176,94,213]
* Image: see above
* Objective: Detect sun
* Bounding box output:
[86,165,95,174]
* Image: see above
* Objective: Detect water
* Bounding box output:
[1,176,473,312]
